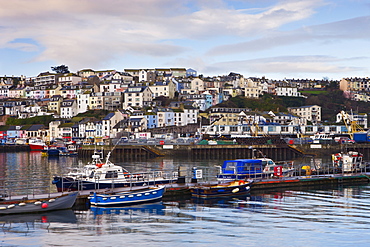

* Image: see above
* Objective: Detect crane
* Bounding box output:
[340,110,364,139]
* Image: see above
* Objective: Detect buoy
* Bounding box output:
[7,204,15,209]
[34,201,42,205]
[19,203,26,206]
[49,199,55,203]
[41,203,48,208]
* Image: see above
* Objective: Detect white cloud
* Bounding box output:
[1,0,368,79]
[204,55,368,78]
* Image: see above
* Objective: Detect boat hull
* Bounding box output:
[89,186,165,207]
[29,144,47,151]
[0,192,78,215]
[52,176,175,192]
[190,181,251,198]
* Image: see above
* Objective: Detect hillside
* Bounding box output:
[216,90,370,123]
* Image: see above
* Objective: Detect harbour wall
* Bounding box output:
[77,143,370,161]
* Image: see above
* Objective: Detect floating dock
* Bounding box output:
[1,173,370,210]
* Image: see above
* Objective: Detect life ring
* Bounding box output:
[96,163,103,168]
[238,180,245,185]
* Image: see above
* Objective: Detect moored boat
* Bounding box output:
[216,158,294,181]
[0,192,78,215]
[190,180,252,198]
[28,139,48,151]
[332,151,364,172]
[52,151,178,192]
[89,185,165,207]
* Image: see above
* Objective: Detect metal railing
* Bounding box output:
[0,176,54,199]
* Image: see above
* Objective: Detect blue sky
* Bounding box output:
[1,0,370,80]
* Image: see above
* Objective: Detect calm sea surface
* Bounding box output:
[1,152,370,247]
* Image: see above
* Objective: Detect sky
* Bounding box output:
[1,0,370,80]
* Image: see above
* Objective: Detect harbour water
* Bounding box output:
[1,152,370,246]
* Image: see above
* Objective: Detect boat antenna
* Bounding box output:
[105,139,121,165]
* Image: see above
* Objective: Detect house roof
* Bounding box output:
[103,112,115,120]
[26,124,45,131]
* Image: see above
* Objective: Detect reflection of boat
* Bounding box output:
[332,151,364,172]
[0,192,78,215]
[0,209,77,223]
[89,185,165,207]
[90,202,165,215]
[190,180,252,198]
[191,194,251,206]
[52,151,178,192]
[217,158,294,181]
[28,139,48,151]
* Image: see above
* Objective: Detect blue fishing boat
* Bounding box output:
[89,185,165,207]
[216,158,294,181]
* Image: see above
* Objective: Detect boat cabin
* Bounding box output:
[221,159,264,176]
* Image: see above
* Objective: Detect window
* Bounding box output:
[105,171,118,178]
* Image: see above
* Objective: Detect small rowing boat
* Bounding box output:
[190,180,252,198]
[0,192,78,215]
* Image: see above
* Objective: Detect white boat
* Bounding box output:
[332,151,364,172]
[310,133,333,143]
[52,151,178,192]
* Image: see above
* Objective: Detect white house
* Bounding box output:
[77,92,90,113]
[149,80,176,99]
[60,99,78,118]
[276,86,305,97]
[123,86,153,108]
[288,105,321,124]
[58,73,81,85]
[173,108,199,126]
[336,111,368,128]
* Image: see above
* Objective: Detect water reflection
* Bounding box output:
[1,184,370,246]
[90,202,166,217]
[0,209,77,224]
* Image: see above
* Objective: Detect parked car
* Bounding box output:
[342,139,356,144]
[337,137,355,144]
